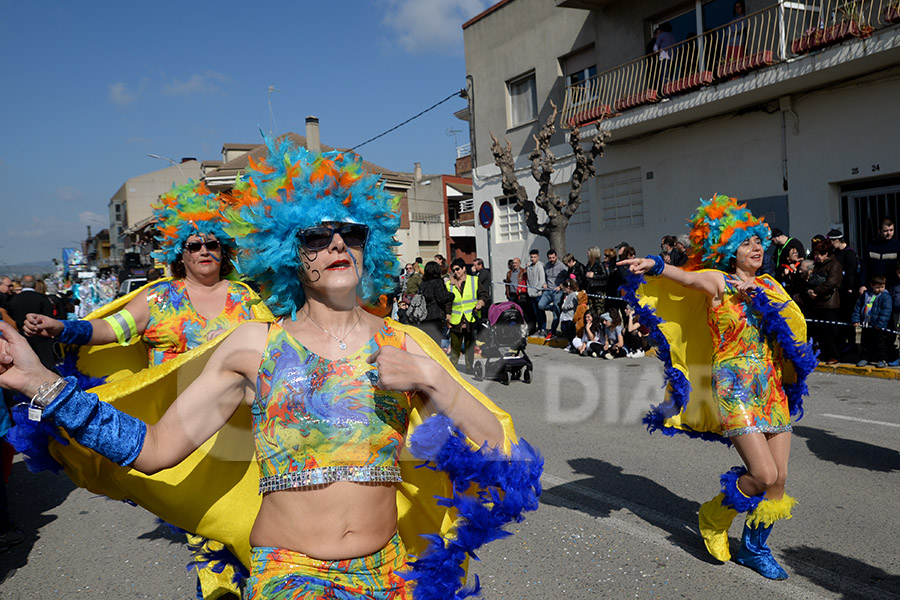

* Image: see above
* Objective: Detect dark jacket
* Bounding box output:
[861,236,900,288]
[833,246,859,296]
[584,260,608,293]
[417,278,453,322]
[807,256,842,310]
[567,260,587,291]
[476,268,493,305]
[851,290,892,329]
[8,290,57,369]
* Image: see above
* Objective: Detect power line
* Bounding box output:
[351,90,466,151]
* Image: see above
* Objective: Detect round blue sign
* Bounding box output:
[478,201,494,229]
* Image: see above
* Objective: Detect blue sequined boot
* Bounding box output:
[734,495,796,580]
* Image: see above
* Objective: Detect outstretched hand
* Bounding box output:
[0,321,58,397]
[22,313,63,338]
[617,257,655,274]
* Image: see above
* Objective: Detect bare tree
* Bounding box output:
[490,100,608,255]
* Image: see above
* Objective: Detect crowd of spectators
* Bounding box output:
[392,218,900,371]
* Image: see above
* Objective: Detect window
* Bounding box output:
[496,196,526,243]
[563,47,598,108]
[599,168,643,230]
[507,72,537,128]
[553,181,593,233]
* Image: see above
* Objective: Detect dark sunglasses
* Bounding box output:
[297,223,369,251]
[184,240,221,253]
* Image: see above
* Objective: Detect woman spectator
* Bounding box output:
[585,246,608,316]
[598,311,627,359]
[572,311,603,356]
[412,261,453,345]
[404,262,423,300]
[802,240,842,364]
[623,305,649,357]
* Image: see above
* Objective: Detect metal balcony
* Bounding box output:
[562,0,900,129]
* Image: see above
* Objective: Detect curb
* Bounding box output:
[815,363,900,380]
[526,337,899,380]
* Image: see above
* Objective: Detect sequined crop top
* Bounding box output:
[707,277,774,363]
[252,319,411,494]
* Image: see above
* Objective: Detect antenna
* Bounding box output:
[447,127,462,147]
[267,85,282,135]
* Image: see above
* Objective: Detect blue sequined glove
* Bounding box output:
[42,377,146,466]
[645,255,666,276]
[58,320,93,345]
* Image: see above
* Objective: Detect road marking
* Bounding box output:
[820,413,900,428]
[540,472,900,600]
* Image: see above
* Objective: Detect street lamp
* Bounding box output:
[147,153,186,180]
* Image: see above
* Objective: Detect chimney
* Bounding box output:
[306,116,320,153]
[414,162,422,182]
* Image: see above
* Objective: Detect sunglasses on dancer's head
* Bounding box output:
[297,223,369,251]
[184,240,221,253]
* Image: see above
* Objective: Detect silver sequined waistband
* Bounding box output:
[259,465,402,494]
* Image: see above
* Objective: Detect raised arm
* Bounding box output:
[23,290,151,346]
[618,256,724,300]
[0,319,265,475]
[369,338,504,449]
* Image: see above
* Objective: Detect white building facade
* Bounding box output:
[463,0,900,271]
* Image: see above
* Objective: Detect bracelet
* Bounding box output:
[645,255,666,276]
[58,320,93,345]
[29,377,67,419]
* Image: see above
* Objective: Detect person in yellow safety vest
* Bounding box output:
[446,258,487,373]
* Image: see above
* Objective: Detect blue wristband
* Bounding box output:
[58,320,93,345]
[43,377,146,466]
[646,255,666,276]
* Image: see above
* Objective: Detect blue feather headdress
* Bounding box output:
[684,194,771,271]
[223,137,401,318]
[150,180,234,264]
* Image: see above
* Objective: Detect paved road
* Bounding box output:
[2,346,899,599]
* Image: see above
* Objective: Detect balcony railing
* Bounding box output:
[562,0,899,128]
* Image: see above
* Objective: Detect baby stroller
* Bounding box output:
[473,301,533,385]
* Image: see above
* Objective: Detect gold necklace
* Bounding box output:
[304,308,362,350]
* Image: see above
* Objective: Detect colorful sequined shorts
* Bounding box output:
[712,356,792,438]
[245,532,409,599]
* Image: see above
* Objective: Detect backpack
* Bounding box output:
[406,293,427,324]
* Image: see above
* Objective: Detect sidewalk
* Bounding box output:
[525,335,900,380]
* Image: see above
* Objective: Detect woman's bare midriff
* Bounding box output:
[249,480,399,560]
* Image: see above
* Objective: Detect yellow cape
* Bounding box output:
[49,302,518,575]
[634,272,807,438]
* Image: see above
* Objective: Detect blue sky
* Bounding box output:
[0,0,491,267]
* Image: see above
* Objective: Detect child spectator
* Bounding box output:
[852,275,892,368]
[623,304,649,357]
[598,311,627,359]
[559,280,579,348]
[572,311,603,356]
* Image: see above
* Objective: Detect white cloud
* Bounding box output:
[56,186,84,203]
[381,0,490,55]
[108,81,137,106]
[79,211,108,227]
[162,71,230,96]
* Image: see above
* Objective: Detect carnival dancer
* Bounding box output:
[21,180,272,599]
[2,140,540,599]
[618,194,816,580]
[23,180,265,368]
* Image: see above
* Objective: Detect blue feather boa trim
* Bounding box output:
[620,273,729,445]
[404,415,543,600]
[6,354,107,474]
[720,466,765,512]
[622,272,815,445]
[747,288,818,419]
